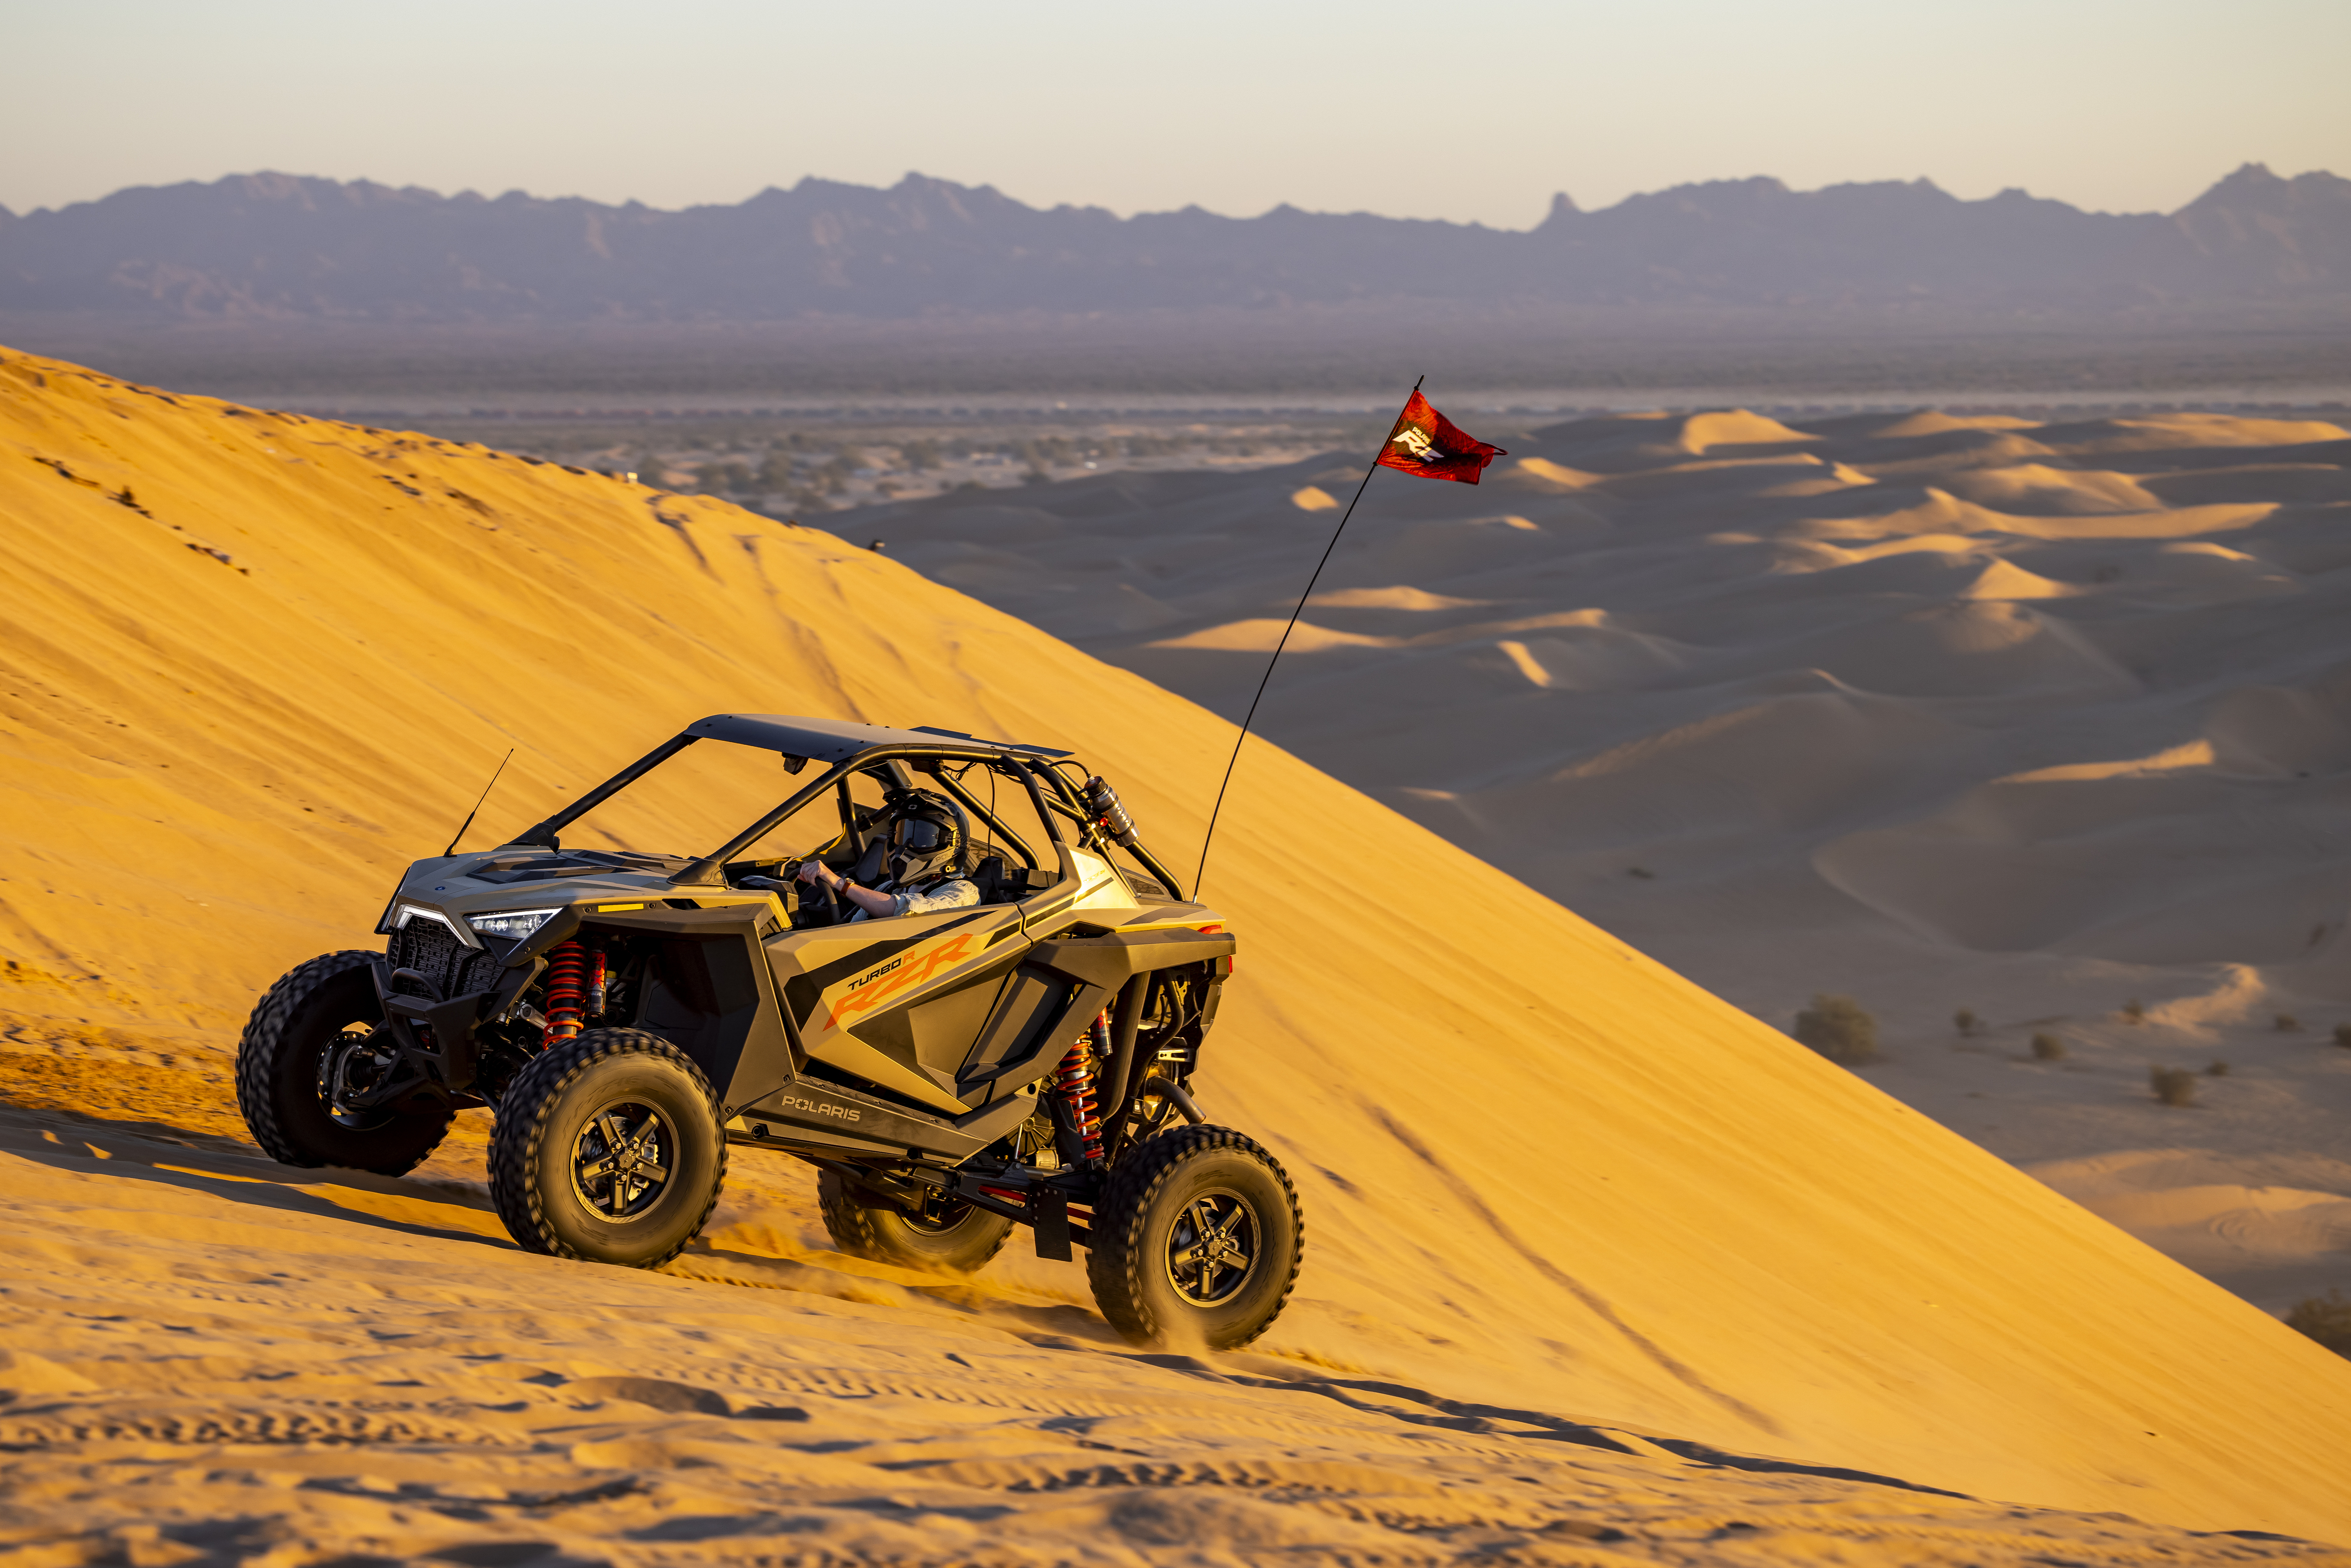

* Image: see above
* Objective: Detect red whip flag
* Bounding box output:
[1375,389,1507,484]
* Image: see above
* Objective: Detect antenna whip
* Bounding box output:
[1192,377,1424,899]
[443,748,516,858]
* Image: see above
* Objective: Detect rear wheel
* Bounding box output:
[488,1029,725,1268]
[1086,1124,1303,1349]
[818,1168,1015,1275]
[234,950,453,1176]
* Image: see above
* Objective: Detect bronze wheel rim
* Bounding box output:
[569,1099,675,1222]
[1164,1187,1259,1306]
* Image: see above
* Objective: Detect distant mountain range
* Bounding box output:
[1,164,2346,323]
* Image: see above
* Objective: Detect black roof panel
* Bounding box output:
[685,713,1070,762]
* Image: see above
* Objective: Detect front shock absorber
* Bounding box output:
[542,939,587,1048]
[1053,1014,1107,1166]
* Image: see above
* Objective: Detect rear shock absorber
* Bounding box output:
[1052,1014,1107,1166]
[587,948,608,1018]
[1082,775,1139,848]
[542,939,587,1048]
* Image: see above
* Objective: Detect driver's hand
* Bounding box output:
[795,860,826,886]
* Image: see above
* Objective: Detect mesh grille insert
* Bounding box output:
[388,919,504,999]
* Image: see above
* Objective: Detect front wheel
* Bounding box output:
[817,1168,1015,1275]
[234,950,453,1176]
[488,1029,725,1268]
[1086,1125,1303,1349]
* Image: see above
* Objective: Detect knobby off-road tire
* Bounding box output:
[235,949,453,1176]
[817,1168,1015,1276]
[488,1028,725,1269]
[1086,1124,1303,1349]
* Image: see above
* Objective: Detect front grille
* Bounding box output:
[388,919,505,1000]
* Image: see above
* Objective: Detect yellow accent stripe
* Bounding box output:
[596,902,647,912]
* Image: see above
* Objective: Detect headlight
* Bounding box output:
[468,908,559,941]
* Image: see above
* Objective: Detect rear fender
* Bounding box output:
[1027,928,1236,990]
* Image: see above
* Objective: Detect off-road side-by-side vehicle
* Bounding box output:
[235,715,1302,1348]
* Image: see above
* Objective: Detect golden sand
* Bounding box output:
[3,348,2349,1559]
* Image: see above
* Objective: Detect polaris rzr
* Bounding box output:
[234,715,1301,1348]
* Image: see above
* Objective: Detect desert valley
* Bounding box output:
[813,400,2351,1320]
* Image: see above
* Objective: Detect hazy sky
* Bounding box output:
[3,0,2343,225]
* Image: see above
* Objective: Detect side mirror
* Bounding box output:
[781,754,808,775]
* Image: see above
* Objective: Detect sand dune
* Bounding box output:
[822,401,2351,1327]
[14,1111,2350,1568]
[2031,1149,2351,1315]
[824,401,2351,980]
[1937,463,2169,514]
[7,347,2351,1554]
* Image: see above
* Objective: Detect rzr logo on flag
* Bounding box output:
[1389,426,1440,461]
[1376,390,1506,485]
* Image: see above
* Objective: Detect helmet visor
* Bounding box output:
[892,816,949,854]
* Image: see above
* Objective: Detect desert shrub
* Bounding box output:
[2121,999,2146,1024]
[2149,1066,2198,1107]
[1794,994,1878,1065]
[2206,1060,2230,1077]
[2030,1033,2065,1061]
[2335,1022,2351,1048]
[2287,1291,2351,1357]
[694,460,752,494]
[2275,1012,2301,1032]
[1954,1008,1978,1037]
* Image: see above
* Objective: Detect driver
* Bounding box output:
[796,796,980,921]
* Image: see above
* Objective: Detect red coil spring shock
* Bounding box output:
[542,939,586,1048]
[1053,1013,1107,1165]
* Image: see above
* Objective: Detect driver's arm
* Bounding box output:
[797,859,898,917]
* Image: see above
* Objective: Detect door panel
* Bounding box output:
[958,965,1074,1090]
[762,902,1029,1114]
[901,977,1015,1083]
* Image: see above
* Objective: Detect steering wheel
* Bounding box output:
[782,857,857,926]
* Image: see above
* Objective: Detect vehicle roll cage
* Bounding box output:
[511,719,1186,898]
